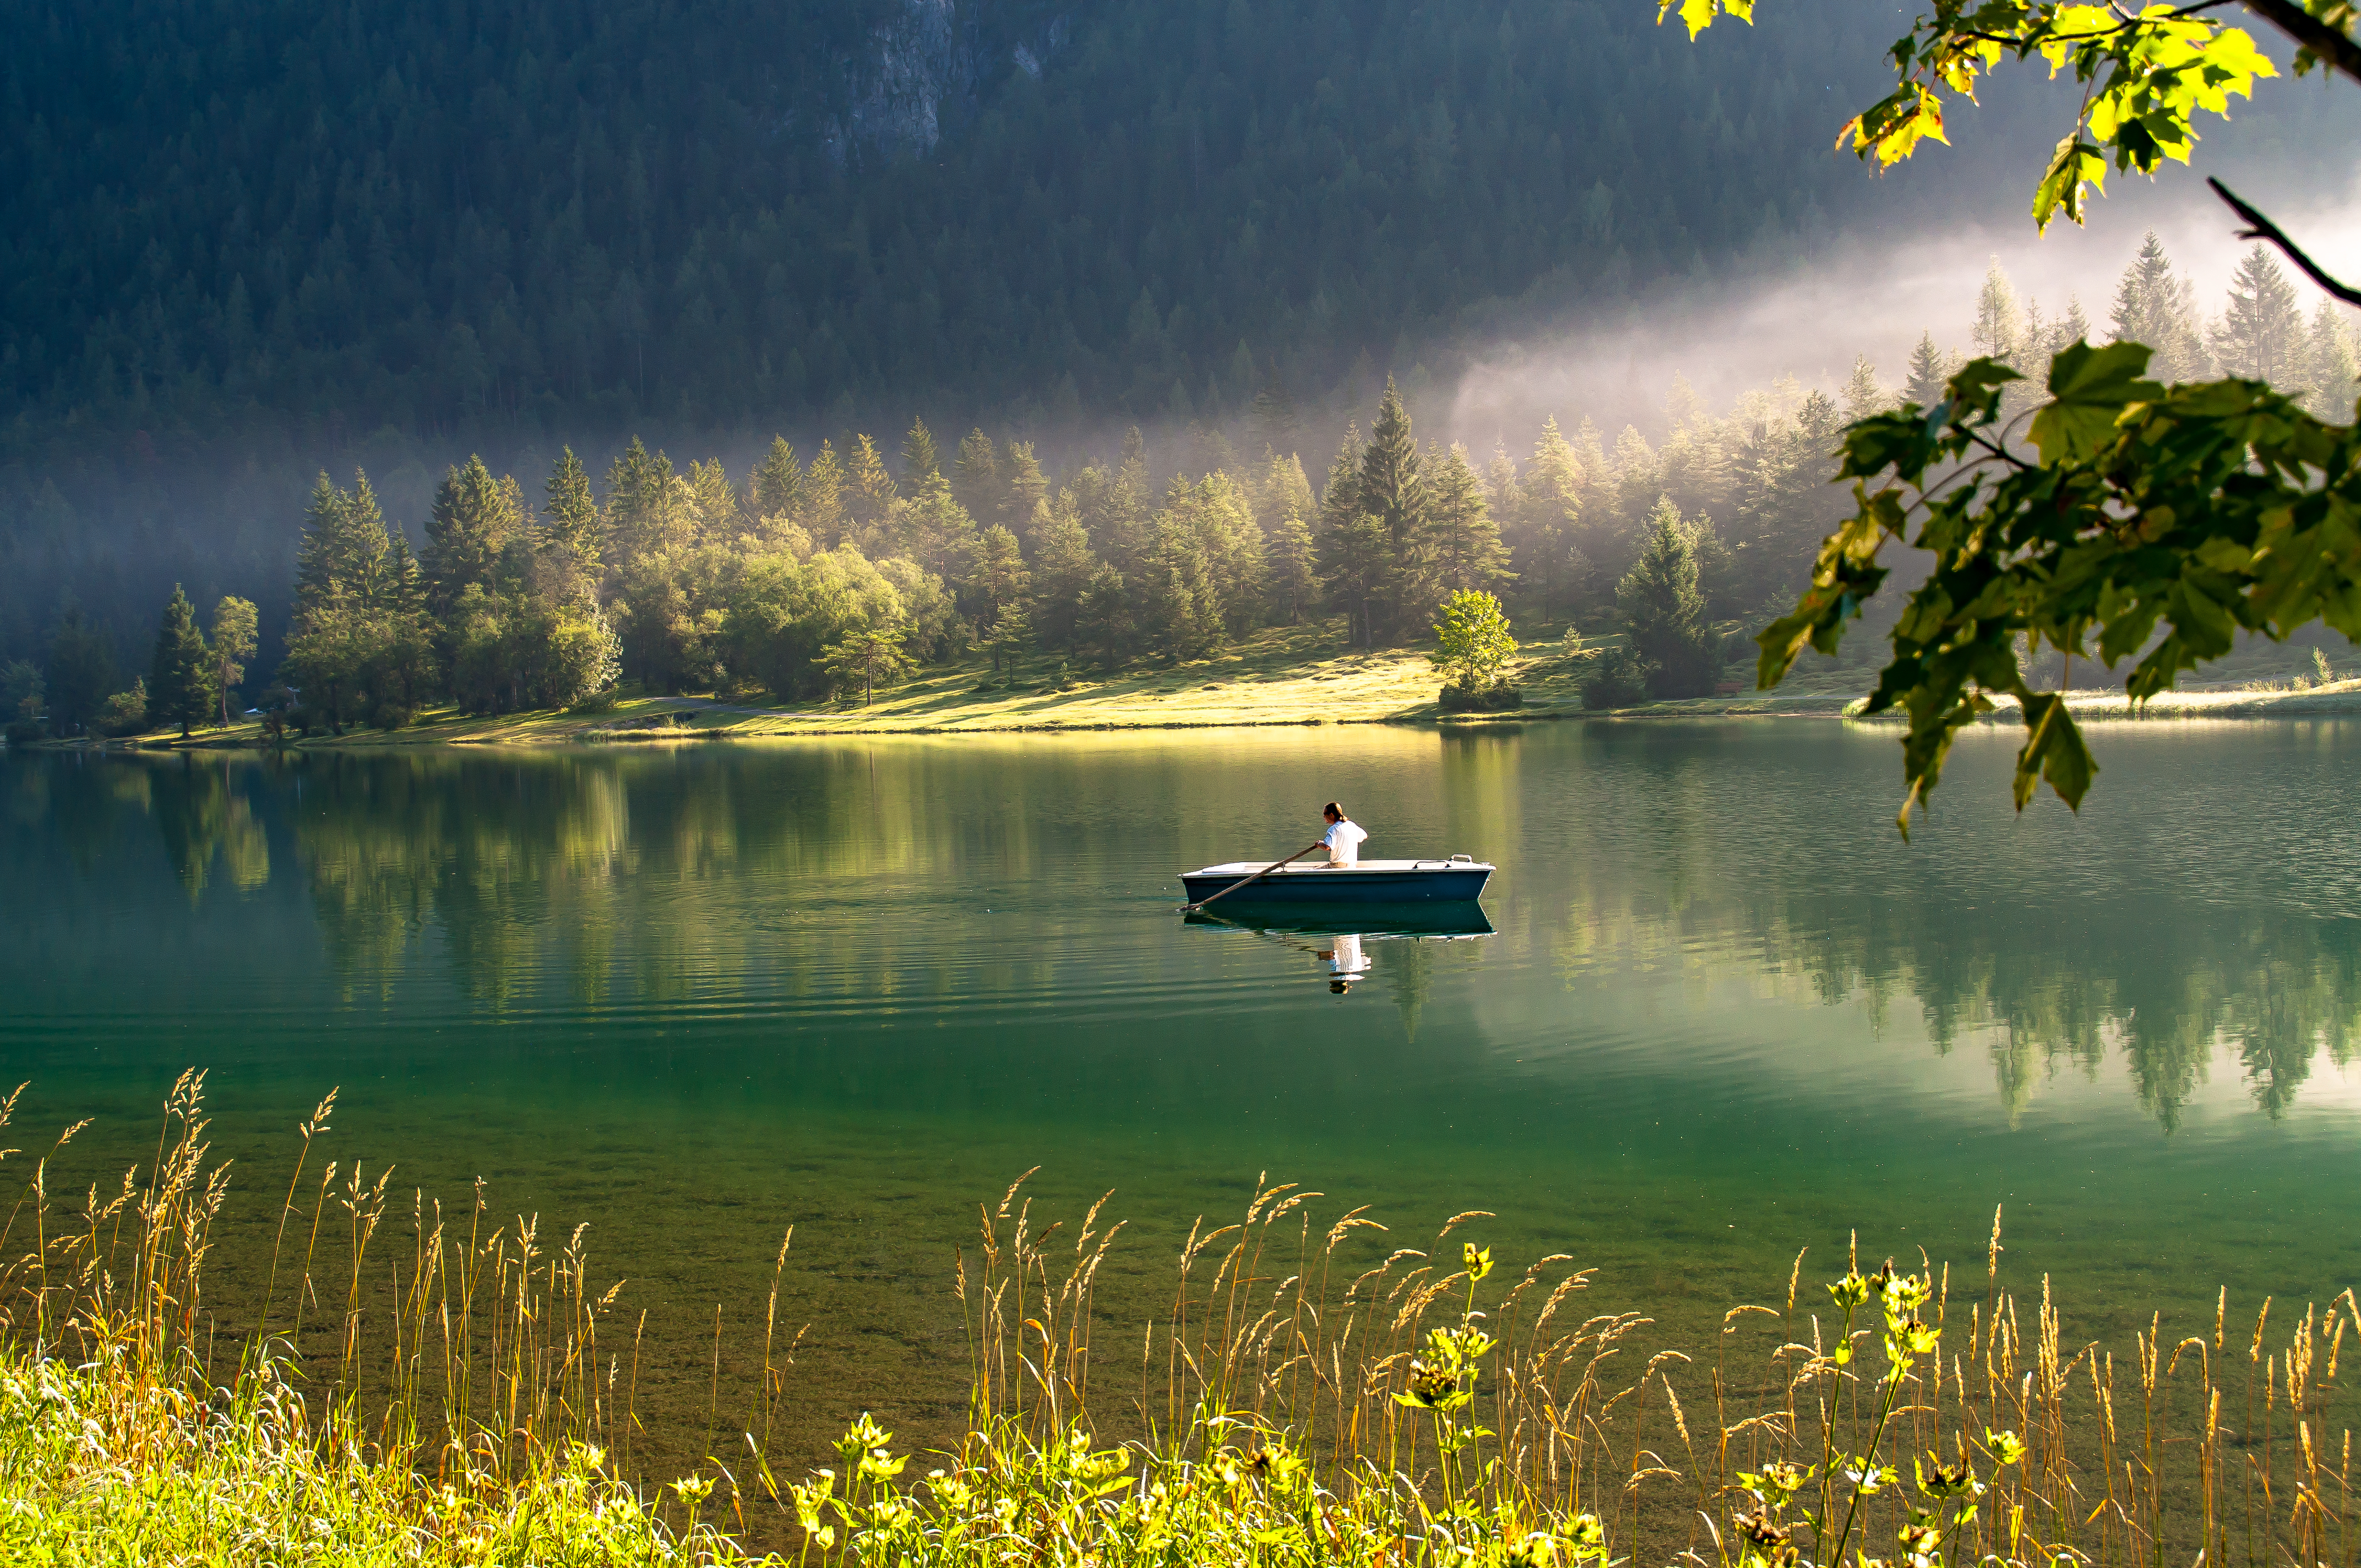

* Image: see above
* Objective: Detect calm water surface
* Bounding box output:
[3,720,2357,1454]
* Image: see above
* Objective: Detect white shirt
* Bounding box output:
[1322,819,1368,865]
[1326,933,1370,976]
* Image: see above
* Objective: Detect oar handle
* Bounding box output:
[1184,841,1327,913]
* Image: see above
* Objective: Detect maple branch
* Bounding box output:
[2238,0,2361,81]
[2207,178,2361,307]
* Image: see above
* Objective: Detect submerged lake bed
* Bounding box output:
[4,718,2358,1460]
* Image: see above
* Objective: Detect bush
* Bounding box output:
[372,702,416,731]
[1438,679,1523,713]
[95,681,150,737]
[4,718,46,745]
[1582,647,1654,710]
[568,688,619,715]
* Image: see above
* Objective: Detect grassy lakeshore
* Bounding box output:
[43,618,1854,751]
[33,617,2361,752]
[2,1077,2354,1567]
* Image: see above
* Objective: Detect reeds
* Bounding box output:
[1,1076,2353,1568]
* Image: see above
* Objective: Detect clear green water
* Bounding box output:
[4,720,2358,1457]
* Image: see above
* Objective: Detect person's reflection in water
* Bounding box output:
[1317,932,1372,993]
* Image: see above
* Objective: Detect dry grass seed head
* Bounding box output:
[1437,1211,1496,1242]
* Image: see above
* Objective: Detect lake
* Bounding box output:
[4,719,2358,1466]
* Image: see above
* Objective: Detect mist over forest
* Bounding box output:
[2,0,2355,682]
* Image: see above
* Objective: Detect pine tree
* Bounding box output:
[425,455,524,618]
[1002,440,1049,535]
[970,524,1030,622]
[1428,442,1511,594]
[1144,522,1223,661]
[1250,358,1301,456]
[605,439,690,565]
[1315,424,1381,645]
[2109,232,2210,383]
[1520,417,1587,616]
[1358,377,1433,638]
[900,418,940,491]
[2211,244,2304,383]
[543,448,605,564]
[951,428,1003,521]
[896,472,977,581]
[2303,299,2360,419]
[1842,356,1888,422]
[684,458,738,542]
[1903,333,1950,407]
[984,600,1033,677]
[1074,563,1131,669]
[295,470,394,616]
[1617,497,1720,699]
[147,584,214,736]
[750,437,806,531]
[1264,502,1319,623]
[844,434,898,548]
[803,440,846,546]
[1973,258,2023,362]
[1031,502,1099,651]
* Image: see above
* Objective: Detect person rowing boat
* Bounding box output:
[1317,802,1368,868]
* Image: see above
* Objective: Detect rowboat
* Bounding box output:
[1178,856,1493,905]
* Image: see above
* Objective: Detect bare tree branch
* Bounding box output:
[2207,178,2361,307]
[2239,0,2361,83]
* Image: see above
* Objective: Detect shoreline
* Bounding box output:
[18,619,2361,752]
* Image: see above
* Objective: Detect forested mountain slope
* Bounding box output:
[1,0,2345,673]
[7,0,2041,449]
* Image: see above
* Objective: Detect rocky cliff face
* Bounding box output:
[823,0,1069,162]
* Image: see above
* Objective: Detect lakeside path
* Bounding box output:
[36,620,2361,751]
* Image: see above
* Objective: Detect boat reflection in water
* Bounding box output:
[1184,902,1494,994]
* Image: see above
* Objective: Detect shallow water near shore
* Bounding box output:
[4,718,2359,1467]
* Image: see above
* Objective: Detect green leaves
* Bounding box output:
[1793,0,2280,228]
[1754,347,2361,829]
[2029,341,2161,463]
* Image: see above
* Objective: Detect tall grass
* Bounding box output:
[0,1074,2352,1567]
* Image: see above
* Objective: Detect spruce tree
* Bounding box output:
[751,437,804,523]
[900,419,940,490]
[543,447,605,564]
[2303,299,2360,420]
[844,435,898,547]
[424,455,523,618]
[2109,232,2210,382]
[803,440,846,546]
[970,524,1030,621]
[1428,442,1511,594]
[1358,378,1433,638]
[951,428,1003,521]
[1002,440,1049,535]
[604,439,689,566]
[1616,497,1720,699]
[2211,244,2304,383]
[1031,503,1100,651]
[1902,333,1950,407]
[295,471,394,616]
[1249,358,1301,456]
[1842,356,1888,422]
[1265,503,1319,623]
[1972,258,2023,362]
[147,584,214,736]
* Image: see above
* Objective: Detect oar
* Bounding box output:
[1184,841,1326,913]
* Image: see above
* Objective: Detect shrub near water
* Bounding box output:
[0,1076,2354,1567]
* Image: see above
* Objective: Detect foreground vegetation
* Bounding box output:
[2,1075,2355,1566]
